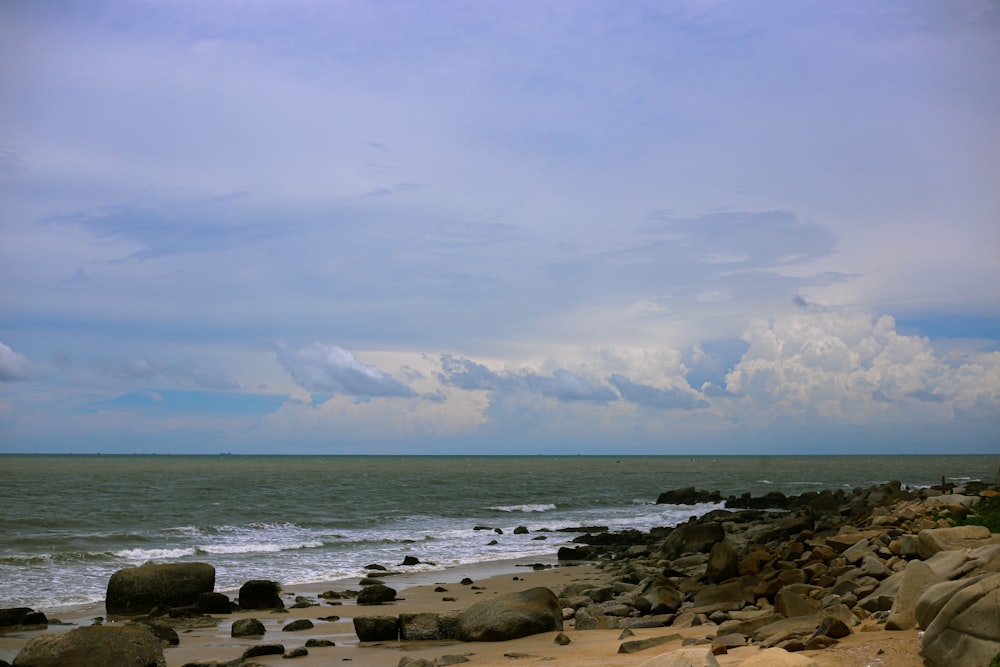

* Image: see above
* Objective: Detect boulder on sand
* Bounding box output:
[105,562,215,616]
[238,580,284,610]
[919,572,1000,667]
[455,587,563,641]
[13,625,165,667]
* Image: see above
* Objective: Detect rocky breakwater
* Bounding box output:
[555,478,1000,666]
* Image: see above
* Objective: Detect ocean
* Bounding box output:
[1,454,997,613]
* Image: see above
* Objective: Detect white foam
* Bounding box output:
[488,503,557,512]
[114,547,196,560]
[198,541,323,555]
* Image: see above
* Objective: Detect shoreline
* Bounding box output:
[4,477,999,666]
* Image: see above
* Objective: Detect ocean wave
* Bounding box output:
[114,547,197,560]
[197,541,324,555]
[488,503,557,513]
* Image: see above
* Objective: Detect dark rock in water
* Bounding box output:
[656,487,723,505]
[105,562,216,616]
[231,617,266,637]
[365,563,388,571]
[239,580,284,610]
[514,526,529,534]
[357,584,397,605]
[400,556,420,566]
[13,624,165,667]
[197,591,234,614]
[353,615,398,641]
[241,644,285,659]
[282,618,314,632]
[455,587,563,641]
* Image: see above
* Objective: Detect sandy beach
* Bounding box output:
[1,555,925,667]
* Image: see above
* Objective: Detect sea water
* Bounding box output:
[1,454,996,612]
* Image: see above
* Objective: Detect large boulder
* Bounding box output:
[105,562,215,616]
[885,560,944,631]
[455,587,563,641]
[238,580,284,610]
[13,625,165,667]
[357,584,397,605]
[917,525,995,559]
[920,572,1000,667]
[659,523,725,559]
[353,615,399,641]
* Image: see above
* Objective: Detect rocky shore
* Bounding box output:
[2,477,999,667]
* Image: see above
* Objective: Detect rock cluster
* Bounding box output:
[557,479,1000,665]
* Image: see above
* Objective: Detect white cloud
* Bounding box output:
[276,342,415,398]
[0,342,33,381]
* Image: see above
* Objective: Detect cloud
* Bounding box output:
[437,355,617,404]
[276,342,416,398]
[609,374,709,410]
[0,341,34,381]
[55,352,240,391]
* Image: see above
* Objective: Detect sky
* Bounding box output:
[1,0,998,455]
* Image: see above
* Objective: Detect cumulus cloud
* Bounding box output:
[276,342,415,398]
[609,374,709,410]
[0,342,34,381]
[437,355,617,404]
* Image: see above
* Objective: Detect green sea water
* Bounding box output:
[1,454,996,611]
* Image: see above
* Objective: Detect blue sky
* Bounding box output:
[1,0,998,454]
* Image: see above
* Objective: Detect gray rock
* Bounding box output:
[399,612,446,640]
[241,644,284,659]
[885,560,943,631]
[753,614,822,647]
[774,587,815,618]
[455,587,563,641]
[13,625,165,667]
[618,633,682,654]
[917,525,994,559]
[921,572,1000,667]
[660,523,725,559]
[105,562,216,616]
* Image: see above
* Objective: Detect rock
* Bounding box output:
[618,633,682,653]
[358,584,397,605]
[455,587,563,641]
[436,657,470,666]
[656,487,723,505]
[514,526,529,534]
[711,633,747,653]
[127,620,179,646]
[242,644,285,659]
[400,556,420,566]
[918,525,994,558]
[399,612,447,640]
[885,560,944,631]
[239,580,284,610]
[105,562,216,615]
[737,647,820,666]
[282,619,314,632]
[304,639,335,647]
[753,614,823,647]
[775,588,816,618]
[920,572,1000,667]
[554,632,571,645]
[641,583,684,614]
[704,542,740,583]
[232,618,266,637]
[813,616,851,639]
[0,608,46,628]
[353,615,399,641]
[635,647,721,666]
[284,647,308,658]
[13,625,165,667]
[197,592,233,614]
[660,523,725,559]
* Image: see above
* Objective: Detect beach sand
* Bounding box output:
[1,556,925,667]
